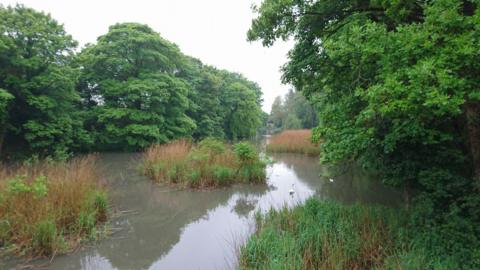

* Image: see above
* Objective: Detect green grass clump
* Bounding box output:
[0,156,109,257]
[143,139,266,188]
[240,198,478,270]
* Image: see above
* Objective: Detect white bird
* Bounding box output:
[329,178,334,183]
[289,183,295,195]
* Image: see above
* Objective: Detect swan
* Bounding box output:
[329,178,334,183]
[289,183,295,195]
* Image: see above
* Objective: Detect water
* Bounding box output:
[4,152,401,270]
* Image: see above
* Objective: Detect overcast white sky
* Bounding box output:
[2,0,293,112]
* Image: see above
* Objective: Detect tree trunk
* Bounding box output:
[466,101,480,188]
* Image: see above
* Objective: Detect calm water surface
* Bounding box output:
[5,152,401,270]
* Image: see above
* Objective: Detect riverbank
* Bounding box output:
[240,198,477,269]
[0,156,108,258]
[142,139,266,188]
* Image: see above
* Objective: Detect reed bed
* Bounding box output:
[0,155,108,257]
[143,139,266,188]
[267,129,320,155]
[239,198,468,270]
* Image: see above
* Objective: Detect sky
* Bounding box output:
[1,0,293,112]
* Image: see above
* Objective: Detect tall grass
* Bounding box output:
[143,139,266,188]
[0,155,108,257]
[240,198,472,270]
[267,129,320,156]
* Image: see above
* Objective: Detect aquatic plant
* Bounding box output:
[240,198,479,269]
[143,139,266,188]
[0,155,108,257]
[267,130,320,156]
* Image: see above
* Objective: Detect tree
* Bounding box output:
[249,0,480,262]
[223,81,262,140]
[270,96,285,130]
[0,5,88,158]
[268,90,318,132]
[182,59,226,139]
[78,23,195,150]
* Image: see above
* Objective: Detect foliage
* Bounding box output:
[268,89,318,133]
[0,5,90,158]
[0,4,265,158]
[143,139,266,188]
[182,59,264,141]
[77,23,195,151]
[249,0,480,263]
[0,156,108,257]
[240,198,479,270]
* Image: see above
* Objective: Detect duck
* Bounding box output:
[289,183,295,195]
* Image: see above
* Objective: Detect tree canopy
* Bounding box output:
[249,0,480,264]
[268,89,318,132]
[0,5,265,158]
[0,5,89,158]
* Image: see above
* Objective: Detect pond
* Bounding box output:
[5,152,401,270]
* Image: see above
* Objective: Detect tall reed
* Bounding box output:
[143,139,266,188]
[0,155,108,257]
[267,129,320,155]
[239,198,468,270]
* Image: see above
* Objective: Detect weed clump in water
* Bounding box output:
[267,129,320,156]
[0,156,108,257]
[143,139,266,188]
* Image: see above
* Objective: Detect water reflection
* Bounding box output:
[6,152,401,270]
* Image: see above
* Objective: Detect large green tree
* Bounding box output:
[0,5,88,158]
[223,81,262,140]
[78,23,195,150]
[182,59,226,139]
[249,0,480,263]
[180,58,264,141]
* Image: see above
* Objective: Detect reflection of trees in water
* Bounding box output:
[90,154,270,270]
[317,164,402,206]
[233,197,258,217]
[272,153,402,207]
[270,153,321,190]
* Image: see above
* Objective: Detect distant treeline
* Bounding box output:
[0,5,263,159]
[267,89,318,133]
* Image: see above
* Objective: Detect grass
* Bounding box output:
[240,198,477,270]
[267,129,320,156]
[0,155,108,258]
[143,138,266,188]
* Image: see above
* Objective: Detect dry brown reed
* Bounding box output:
[143,139,266,188]
[0,155,108,257]
[267,129,320,155]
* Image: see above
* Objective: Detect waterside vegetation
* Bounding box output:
[0,156,108,257]
[143,139,266,188]
[267,130,320,156]
[240,198,472,270]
